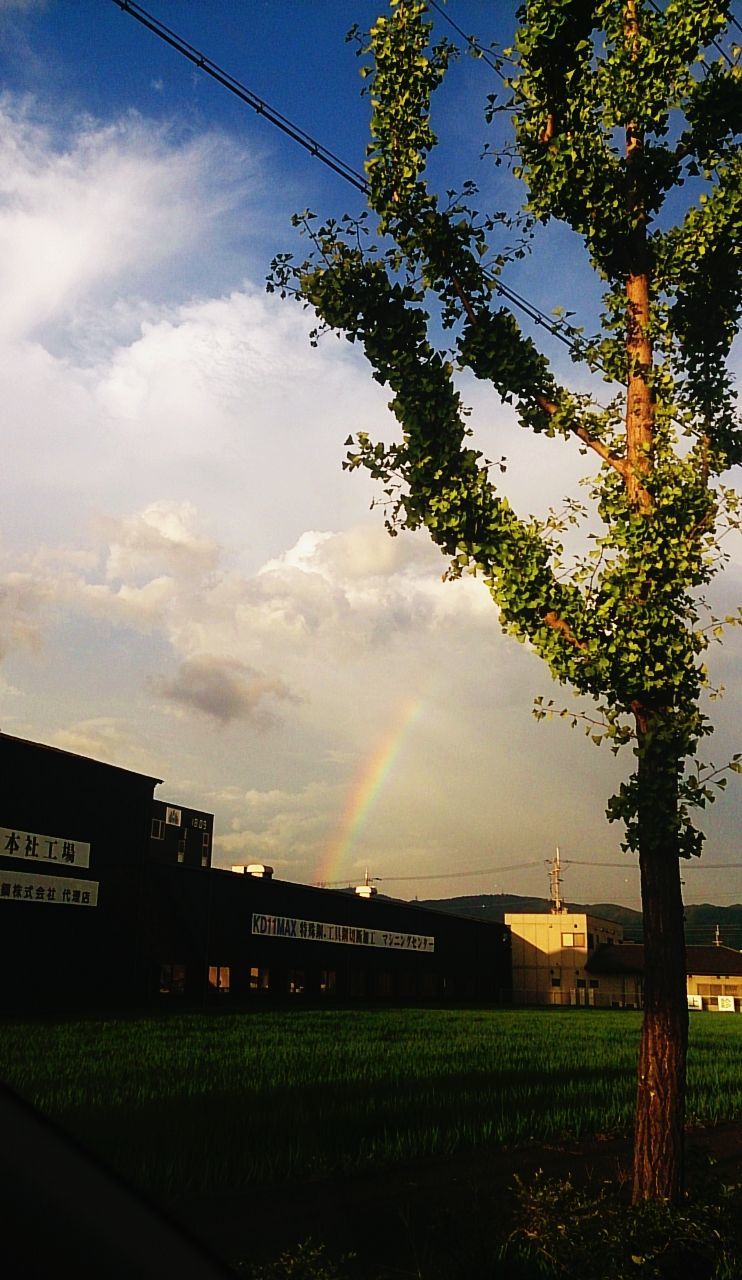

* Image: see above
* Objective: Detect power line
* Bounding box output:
[569,859,742,870]
[428,0,508,81]
[109,0,610,369]
[110,1,369,193]
[111,3,735,394]
[318,856,742,887]
[646,0,738,69]
[317,860,542,886]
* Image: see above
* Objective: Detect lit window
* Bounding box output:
[202,832,210,849]
[201,852,209,868]
[288,969,305,995]
[250,966,269,991]
[573,933,586,948]
[561,933,574,948]
[151,819,165,840]
[177,839,186,863]
[208,965,230,993]
[319,969,336,994]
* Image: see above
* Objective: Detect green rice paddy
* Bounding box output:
[2,1007,742,1196]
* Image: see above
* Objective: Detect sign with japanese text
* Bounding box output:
[0,870,98,907]
[251,912,434,953]
[1,826,90,869]
[717,995,736,1013]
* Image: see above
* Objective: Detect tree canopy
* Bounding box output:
[269,0,741,1200]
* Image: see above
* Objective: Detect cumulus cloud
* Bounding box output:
[49,717,164,778]
[0,100,249,343]
[0,91,737,905]
[100,502,219,583]
[154,654,296,725]
[0,571,52,657]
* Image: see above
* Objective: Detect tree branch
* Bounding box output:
[543,610,587,651]
[454,273,630,479]
[534,393,628,477]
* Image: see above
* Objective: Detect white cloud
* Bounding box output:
[49,717,164,778]
[0,101,249,344]
[100,502,219,583]
[0,570,52,656]
[0,92,738,907]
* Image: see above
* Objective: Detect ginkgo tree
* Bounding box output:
[269,0,741,1202]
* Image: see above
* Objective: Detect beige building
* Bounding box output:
[505,911,642,1008]
[506,912,742,1011]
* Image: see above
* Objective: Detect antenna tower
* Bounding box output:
[547,847,567,914]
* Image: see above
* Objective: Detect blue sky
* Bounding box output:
[0,0,739,911]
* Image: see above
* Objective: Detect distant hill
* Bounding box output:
[417,893,742,947]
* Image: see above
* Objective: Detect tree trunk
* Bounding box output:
[632,714,688,1203]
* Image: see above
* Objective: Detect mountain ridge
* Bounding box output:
[417,893,742,945]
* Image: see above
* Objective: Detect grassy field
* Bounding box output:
[2,1007,742,1197]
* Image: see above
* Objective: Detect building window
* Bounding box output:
[421,973,438,999]
[177,839,186,864]
[208,965,230,994]
[250,966,269,991]
[165,806,182,826]
[319,969,336,994]
[202,832,210,849]
[589,979,599,990]
[561,933,574,948]
[375,971,393,997]
[551,977,561,989]
[159,963,186,996]
[576,978,586,989]
[350,970,366,998]
[399,972,417,998]
[151,818,165,840]
[288,969,305,995]
[573,933,586,948]
[201,853,209,868]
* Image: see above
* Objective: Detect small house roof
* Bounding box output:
[586,942,742,978]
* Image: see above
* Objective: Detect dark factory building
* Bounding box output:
[0,732,511,1012]
[149,798,214,870]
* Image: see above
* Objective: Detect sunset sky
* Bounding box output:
[1,0,739,909]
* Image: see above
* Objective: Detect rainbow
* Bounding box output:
[317,695,425,885]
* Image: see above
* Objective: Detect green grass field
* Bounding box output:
[2,1007,742,1196]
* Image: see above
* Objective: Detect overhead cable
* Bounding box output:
[109,0,608,366]
[428,0,509,80]
[110,0,369,193]
[646,0,738,69]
